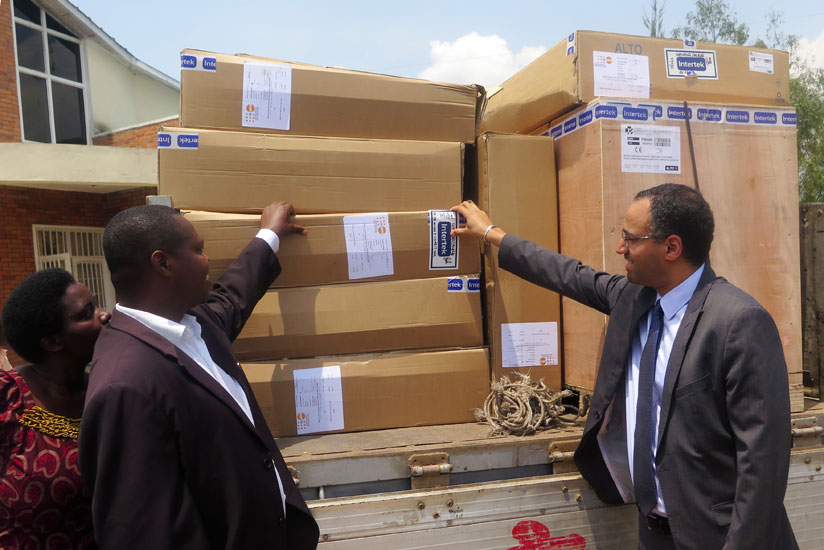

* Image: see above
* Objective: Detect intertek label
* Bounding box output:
[447,276,480,293]
[157,132,199,150]
[428,210,459,270]
[180,53,218,72]
[697,108,722,122]
[665,49,719,79]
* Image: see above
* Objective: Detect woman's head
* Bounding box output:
[1,269,110,365]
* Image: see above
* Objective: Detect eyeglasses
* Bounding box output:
[620,230,665,244]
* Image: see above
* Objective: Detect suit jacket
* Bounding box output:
[499,235,796,550]
[80,238,319,550]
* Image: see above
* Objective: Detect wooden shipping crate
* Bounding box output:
[536,99,802,411]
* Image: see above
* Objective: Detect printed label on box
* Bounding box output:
[293,366,344,435]
[428,210,459,270]
[242,61,292,130]
[342,213,393,280]
[447,276,480,293]
[592,51,650,98]
[621,124,680,174]
[748,51,774,74]
[665,49,718,79]
[157,131,199,150]
[501,322,558,368]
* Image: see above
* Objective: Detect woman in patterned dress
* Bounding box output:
[1,269,110,549]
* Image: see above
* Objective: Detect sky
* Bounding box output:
[69,0,824,88]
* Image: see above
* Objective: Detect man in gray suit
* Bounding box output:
[452,184,796,549]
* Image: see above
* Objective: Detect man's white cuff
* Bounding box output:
[255,228,280,253]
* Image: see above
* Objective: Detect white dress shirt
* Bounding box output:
[600,263,704,515]
[116,229,286,514]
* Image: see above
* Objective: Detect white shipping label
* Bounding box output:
[428,210,459,270]
[665,49,718,79]
[592,51,650,98]
[242,62,292,130]
[342,213,393,280]
[749,51,774,74]
[501,322,559,368]
[293,366,344,435]
[621,124,681,174]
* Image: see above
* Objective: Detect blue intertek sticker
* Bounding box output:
[550,125,563,138]
[622,107,648,121]
[782,113,797,125]
[428,210,459,270]
[566,32,576,56]
[595,105,618,119]
[697,108,722,122]
[180,55,197,70]
[447,278,464,292]
[754,112,777,124]
[665,106,692,120]
[177,134,199,148]
[639,104,663,119]
[157,131,199,150]
[725,110,750,123]
[578,110,593,127]
[447,276,480,293]
[563,118,577,133]
[202,57,217,71]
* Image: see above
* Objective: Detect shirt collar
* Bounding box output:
[657,263,705,320]
[115,304,200,345]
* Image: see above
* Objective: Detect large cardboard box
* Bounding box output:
[179,49,481,143]
[243,348,491,437]
[186,210,481,287]
[158,127,464,214]
[477,133,562,390]
[482,30,790,135]
[234,275,484,360]
[539,99,802,411]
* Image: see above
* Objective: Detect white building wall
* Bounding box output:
[85,40,179,135]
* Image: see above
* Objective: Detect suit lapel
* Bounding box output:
[108,310,265,444]
[657,265,718,447]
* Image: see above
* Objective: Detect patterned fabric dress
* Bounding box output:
[0,370,97,549]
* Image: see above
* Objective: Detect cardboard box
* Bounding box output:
[541,99,802,411]
[481,30,791,135]
[186,210,481,287]
[158,127,464,214]
[477,133,562,390]
[242,347,491,437]
[179,49,481,143]
[234,275,484,360]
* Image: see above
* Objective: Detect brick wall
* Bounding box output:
[93,118,179,148]
[0,0,21,142]
[0,185,155,367]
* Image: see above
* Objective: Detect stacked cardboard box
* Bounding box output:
[478,31,802,412]
[160,50,490,436]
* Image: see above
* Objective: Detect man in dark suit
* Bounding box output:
[79,202,319,549]
[452,184,796,549]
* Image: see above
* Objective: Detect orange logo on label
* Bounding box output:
[605,56,613,64]
[540,357,547,366]
[245,104,256,112]
[377,226,386,234]
[296,412,306,420]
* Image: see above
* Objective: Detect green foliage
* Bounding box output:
[671,0,748,45]
[642,0,666,38]
[792,71,824,202]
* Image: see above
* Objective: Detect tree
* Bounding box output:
[670,0,748,45]
[792,70,824,202]
[642,0,666,38]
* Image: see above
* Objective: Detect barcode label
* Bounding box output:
[654,137,671,147]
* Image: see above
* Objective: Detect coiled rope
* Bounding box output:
[475,372,576,436]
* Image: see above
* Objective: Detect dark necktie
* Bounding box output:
[634,301,664,516]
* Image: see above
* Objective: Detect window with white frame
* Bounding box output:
[32,225,115,311]
[12,0,89,144]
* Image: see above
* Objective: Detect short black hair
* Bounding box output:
[103,205,187,293]
[635,183,714,265]
[1,268,76,364]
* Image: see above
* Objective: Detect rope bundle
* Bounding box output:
[475,372,575,436]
